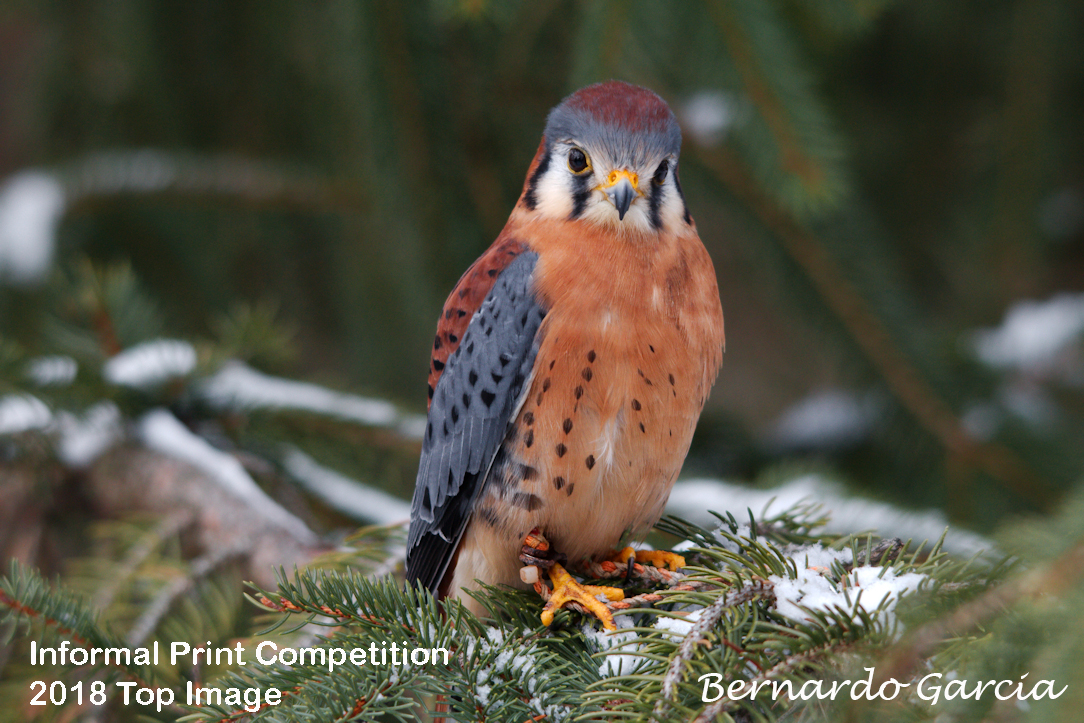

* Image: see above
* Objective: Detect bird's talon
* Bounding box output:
[634,550,686,572]
[608,547,686,573]
[541,563,623,630]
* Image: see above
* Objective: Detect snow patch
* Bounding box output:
[769,388,880,451]
[103,339,197,389]
[200,361,424,437]
[0,171,66,286]
[970,293,1084,374]
[27,355,78,387]
[771,562,927,631]
[584,616,645,678]
[0,394,53,435]
[654,608,703,638]
[682,91,739,146]
[282,448,410,524]
[55,402,123,467]
[137,408,316,542]
[667,475,992,558]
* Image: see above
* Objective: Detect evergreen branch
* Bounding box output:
[707,0,823,191]
[877,530,1084,687]
[695,144,1051,502]
[127,538,252,648]
[90,510,195,612]
[0,560,161,692]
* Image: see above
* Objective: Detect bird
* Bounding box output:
[406,80,724,630]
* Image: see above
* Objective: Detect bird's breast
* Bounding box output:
[474,218,724,564]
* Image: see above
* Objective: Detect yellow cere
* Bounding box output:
[604,169,639,189]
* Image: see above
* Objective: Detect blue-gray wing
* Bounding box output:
[406,251,544,594]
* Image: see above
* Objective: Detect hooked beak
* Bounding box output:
[603,169,639,220]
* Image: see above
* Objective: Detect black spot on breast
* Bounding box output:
[523,412,535,426]
[574,386,583,399]
[553,476,565,490]
[566,482,575,497]
[669,374,675,386]
[481,389,496,407]
[459,288,469,298]
[556,443,567,458]
[519,464,538,481]
[448,333,458,344]
[432,359,445,371]
[585,455,595,470]
[549,359,555,370]
[536,392,544,406]
[511,492,543,511]
[582,368,593,382]
[427,384,434,400]
[488,268,498,277]
[542,378,551,392]
[525,429,534,447]
[587,350,596,363]
[649,345,655,353]
[639,422,646,433]
[632,399,641,411]
[434,335,442,350]
[563,418,573,434]
[457,309,467,318]
[445,309,454,320]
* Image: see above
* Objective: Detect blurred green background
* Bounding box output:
[1,0,1082,535]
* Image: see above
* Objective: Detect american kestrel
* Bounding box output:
[406,81,724,629]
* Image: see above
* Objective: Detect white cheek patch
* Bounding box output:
[656,184,690,232]
[532,164,574,220]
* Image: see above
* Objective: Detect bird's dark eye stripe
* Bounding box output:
[653,159,669,185]
[568,148,589,173]
[569,172,592,219]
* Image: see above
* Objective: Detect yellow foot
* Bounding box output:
[541,563,624,630]
[612,546,687,572]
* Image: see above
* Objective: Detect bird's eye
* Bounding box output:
[567,148,590,174]
[652,159,669,185]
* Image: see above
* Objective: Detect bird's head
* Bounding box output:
[521,81,690,234]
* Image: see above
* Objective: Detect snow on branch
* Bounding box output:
[282,447,411,525]
[0,394,53,435]
[103,339,197,389]
[970,292,1084,377]
[199,361,425,439]
[137,408,317,544]
[666,474,992,558]
[0,171,66,286]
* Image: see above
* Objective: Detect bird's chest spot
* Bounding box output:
[514,310,696,483]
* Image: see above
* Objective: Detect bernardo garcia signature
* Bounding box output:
[700,667,1067,705]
